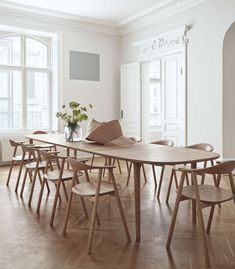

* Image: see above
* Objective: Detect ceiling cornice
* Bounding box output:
[0,0,119,36]
[0,0,207,36]
[119,0,207,35]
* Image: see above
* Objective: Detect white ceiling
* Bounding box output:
[3,0,167,25]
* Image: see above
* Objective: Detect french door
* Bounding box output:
[121,52,186,146]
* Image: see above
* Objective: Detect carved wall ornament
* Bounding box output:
[133,26,189,61]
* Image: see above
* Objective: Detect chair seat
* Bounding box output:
[12,154,32,161]
[72,181,120,196]
[26,161,47,169]
[35,143,54,149]
[44,170,82,181]
[182,185,235,203]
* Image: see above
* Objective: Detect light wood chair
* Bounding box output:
[166,143,215,203]
[20,144,50,206]
[166,161,235,267]
[151,139,174,198]
[29,130,56,151]
[37,150,84,227]
[62,158,131,254]
[6,139,28,192]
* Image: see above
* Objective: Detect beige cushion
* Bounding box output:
[86,119,104,137]
[86,119,135,147]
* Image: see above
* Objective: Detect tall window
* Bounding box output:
[0,33,51,130]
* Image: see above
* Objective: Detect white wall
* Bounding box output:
[223,22,235,159]
[120,0,235,155]
[0,12,120,133]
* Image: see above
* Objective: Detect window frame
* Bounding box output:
[0,32,52,131]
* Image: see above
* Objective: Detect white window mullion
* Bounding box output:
[22,35,27,130]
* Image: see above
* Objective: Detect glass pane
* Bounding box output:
[27,71,49,129]
[26,38,48,68]
[149,61,161,79]
[0,70,22,129]
[0,36,21,66]
[149,82,161,128]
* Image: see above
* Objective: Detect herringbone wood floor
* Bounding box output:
[0,159,235,269]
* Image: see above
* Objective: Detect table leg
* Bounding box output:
[191,162,197,223]
[133,162,141,241]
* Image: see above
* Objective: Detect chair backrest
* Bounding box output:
[22,144,38,154]
[186,143,214,152]
[32,130,48,134]
[151,139,174,147]
[40,150,58,161]
[9,139,23,147]
[192,160,235,175]
[68,158,97,172]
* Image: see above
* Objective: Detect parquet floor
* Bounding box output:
[0,159,235,269]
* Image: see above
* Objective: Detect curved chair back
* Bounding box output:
[186,143,214,152]
[152,139,174,147]
[189,160,235,175]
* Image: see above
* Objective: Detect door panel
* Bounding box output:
[162,53,185,146]
[120,63,141,138]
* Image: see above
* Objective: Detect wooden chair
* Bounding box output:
[6,139,27,192]
[29,130,56,151]
[20,144,50,206]
[151,139,174,198]
[166,143,215,203]
[166,161,235,267]
[62,158,131,254]
[37,150,84,227]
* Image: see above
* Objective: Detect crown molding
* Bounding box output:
[0,1,119,36]
[0,0,207,36]
[119,0,207,35]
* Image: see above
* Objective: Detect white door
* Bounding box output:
[120,63,141,138]
[162,53,185,146]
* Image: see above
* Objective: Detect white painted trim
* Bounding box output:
[133,26,189,61]
[0,0,207,36]
[0,0,119,36]
[119,0,206,35]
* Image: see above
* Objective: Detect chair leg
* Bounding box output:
[15,160,24,192]
[197,208,211,267]
[110,169,131,242]
[50,180,62,227]
[87,169,102,254]
[28,169,38,206]
[62,190,74,235]
[152,165,157,189]
[20,168,28,197]
[166,168,175,204]
[157,165,165,199]
[141,164,147,184]
[166,171,186,249]
[126,162,132,186]
[62,181,68,201]
[192,172,211,267]
[206,205,215,234]
[6,160,14,186]
[117,159,122,174]
[36,178,46,213]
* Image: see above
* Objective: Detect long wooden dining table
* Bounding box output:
[26,133,220,241]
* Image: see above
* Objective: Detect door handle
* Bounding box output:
[120,110,124,119]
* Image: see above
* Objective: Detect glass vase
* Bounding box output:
[64,124,82,142]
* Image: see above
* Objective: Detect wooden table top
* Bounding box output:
[26,134,220,165]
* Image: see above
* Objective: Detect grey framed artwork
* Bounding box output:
[69,50,100,81]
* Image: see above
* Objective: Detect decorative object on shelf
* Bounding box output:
[56,101,92,142]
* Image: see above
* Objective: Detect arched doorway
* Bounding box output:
[223,22,235,159]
